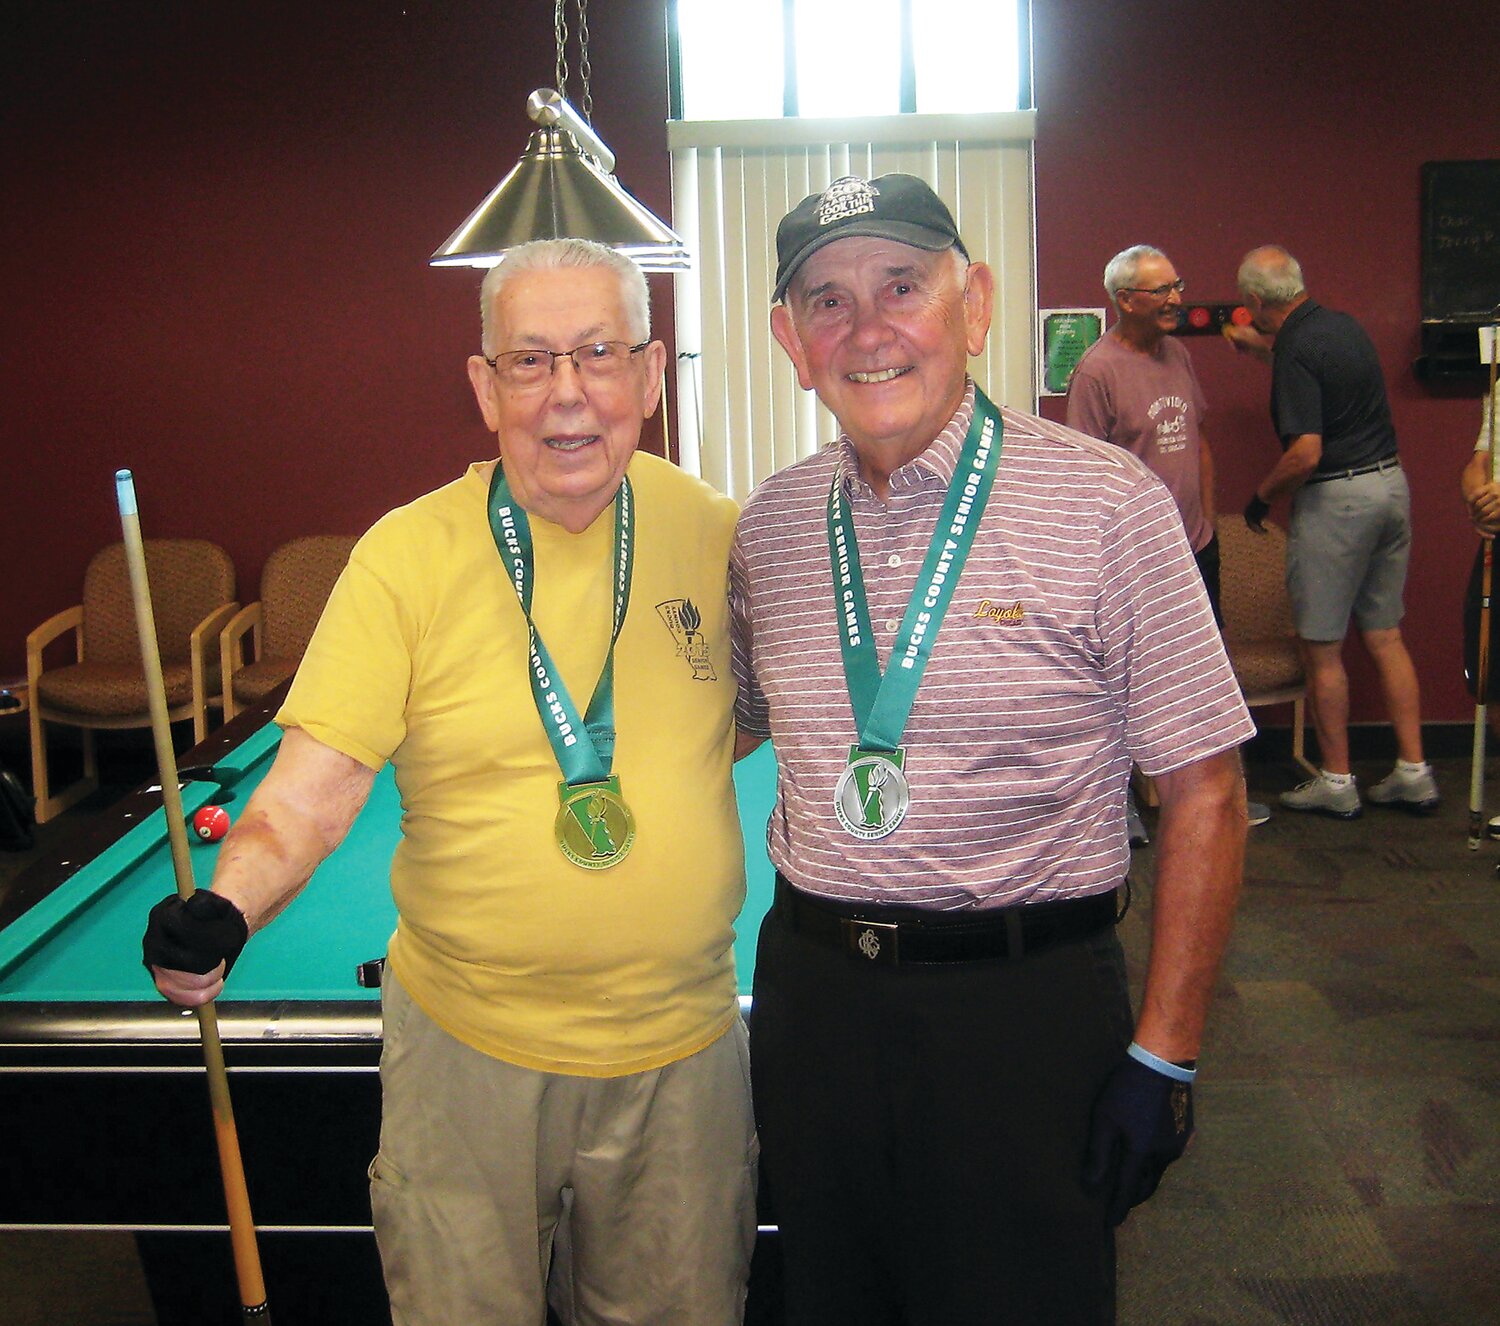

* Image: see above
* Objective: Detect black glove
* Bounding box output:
[1081,1053,1194,1226]
[1243,494,1270,531]
[142,891,249,978]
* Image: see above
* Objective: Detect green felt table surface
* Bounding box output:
[0,721,778,1006]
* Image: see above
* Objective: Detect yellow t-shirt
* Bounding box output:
[279,452,742,1076]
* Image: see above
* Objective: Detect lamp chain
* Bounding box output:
[575,0,593,123]
[553,0,569,100]
[552,0,592,123]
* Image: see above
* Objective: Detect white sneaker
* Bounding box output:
[1280,773,1362,820]
[1247,801,1271,827]
[1365,765,1440,814]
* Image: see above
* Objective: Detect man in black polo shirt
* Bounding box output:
[1228,245,1438,818]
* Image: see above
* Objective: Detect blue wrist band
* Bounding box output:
[1128,1041,1198,1083]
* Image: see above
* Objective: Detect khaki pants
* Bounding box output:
[371,973,757,1326]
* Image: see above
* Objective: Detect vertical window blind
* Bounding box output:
[667,111,1037,499]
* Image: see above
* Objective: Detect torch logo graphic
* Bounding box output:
[655,598,718,681]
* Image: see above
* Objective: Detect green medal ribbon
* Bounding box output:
[827,389,1004,756]
[488,465,637,868]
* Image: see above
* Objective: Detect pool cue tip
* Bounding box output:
[115,469,138,516]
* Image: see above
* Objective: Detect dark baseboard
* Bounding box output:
[1246,721,1481,767]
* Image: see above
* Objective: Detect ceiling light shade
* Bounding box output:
[430,90,691,272]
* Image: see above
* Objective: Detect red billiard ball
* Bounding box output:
[191,804,231,843]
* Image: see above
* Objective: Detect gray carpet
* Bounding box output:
[1,731,1497,1324]
[1114,748,1500,1326]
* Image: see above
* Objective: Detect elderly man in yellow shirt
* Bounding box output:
[143,239,757,1326]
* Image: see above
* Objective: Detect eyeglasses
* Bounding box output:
[1119,278,1186,300]
[484,340,650,389]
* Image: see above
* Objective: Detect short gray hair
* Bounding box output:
[1237,246,1306,307]
[1103,245,1167,305]
[479,239,650,354]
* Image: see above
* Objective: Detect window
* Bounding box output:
[670,0,1030,121]
[666,2,1036,498]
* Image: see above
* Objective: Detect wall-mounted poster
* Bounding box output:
[1039,308,1105,396]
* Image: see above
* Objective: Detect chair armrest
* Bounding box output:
[190,601,241,741]
[192,601,242,659]
[27,605,84,686]
[218,601,263,722]
[219,600,263,663]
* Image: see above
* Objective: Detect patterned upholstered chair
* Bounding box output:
[1216,515,1316,777]
[219,535,357,721]
[27,539,238,822]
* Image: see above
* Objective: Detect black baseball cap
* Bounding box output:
[773,173,968,303]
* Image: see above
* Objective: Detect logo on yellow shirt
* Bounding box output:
[656,598,718,681]
[973,599,1026,623]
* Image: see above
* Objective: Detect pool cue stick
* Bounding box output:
[1468,333,1499,849]
[115,471,272,1324]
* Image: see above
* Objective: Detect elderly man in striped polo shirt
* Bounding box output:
[730,174,1253,1324]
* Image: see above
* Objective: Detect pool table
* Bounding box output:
[0,692,780,1325]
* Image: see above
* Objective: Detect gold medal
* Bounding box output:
[555,777,636,870]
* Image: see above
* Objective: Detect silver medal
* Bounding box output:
[834,753,911,839]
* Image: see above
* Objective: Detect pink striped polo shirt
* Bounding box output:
[730,383,1255,909]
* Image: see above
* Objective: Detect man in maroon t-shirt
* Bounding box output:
[1067,244,1219,620]
[1069,245,1269,829]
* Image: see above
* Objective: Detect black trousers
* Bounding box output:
[1195,533,1224,629]
[749,899,1131,1326]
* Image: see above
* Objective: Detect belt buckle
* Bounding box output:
[843,918,899,964]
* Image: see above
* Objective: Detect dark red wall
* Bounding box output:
[5,1,1497,726]
[1,0,672,684]
[1032,0,1499,723]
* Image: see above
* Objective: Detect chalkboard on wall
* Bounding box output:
[1421,159,1500,322]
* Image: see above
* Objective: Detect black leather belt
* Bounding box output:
[1305,456,1400,485]
[774,875,1123,965]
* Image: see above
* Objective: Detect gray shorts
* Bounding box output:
[1286,465,1411,641]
